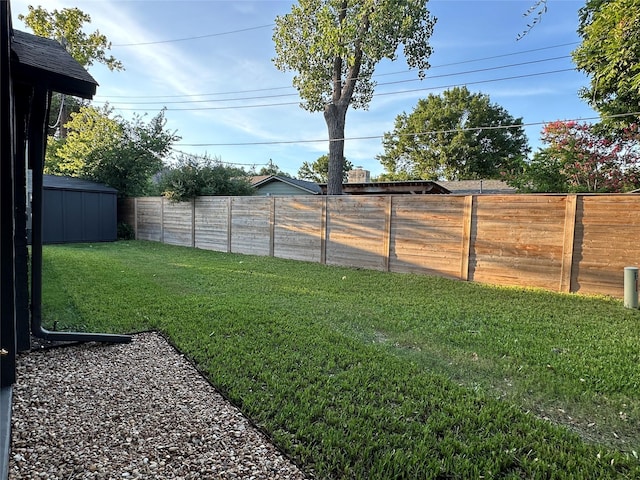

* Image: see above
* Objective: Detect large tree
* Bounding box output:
[572,0,640,127]
[377,87,529,180]
[19,5,123,136]
[47,106,180,197]
[298,154,353,183]
[273,0,435,194]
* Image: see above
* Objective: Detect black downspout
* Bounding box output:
[29,87,130,344]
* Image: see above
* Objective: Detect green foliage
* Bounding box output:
[297,154,353,183]
[46,106,179,197]
[256,159,290,177]
[273,0,435,112]
[42,241,640,478]
[503,150,570,193]
[506,120,640,193]
[159,154,254,201]
[18,5,123,71]
[378,87,530,180]
[273,0,436,194]
[573,0,640,126]
[117,223,135,240]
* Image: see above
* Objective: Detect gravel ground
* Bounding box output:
[9,332,310,480]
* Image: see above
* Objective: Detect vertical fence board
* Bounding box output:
[382,197,392,272]
[460,196,473,281]
[560,195,577,292]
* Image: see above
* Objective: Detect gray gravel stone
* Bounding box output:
[9,332,310,480]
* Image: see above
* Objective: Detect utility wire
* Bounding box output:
[95,56,569,106]
[97,67,577,112]
[95,42,578,100]
[112,24,275,47]
[174,111,640,147]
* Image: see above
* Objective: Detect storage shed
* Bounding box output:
[39,174,118,244]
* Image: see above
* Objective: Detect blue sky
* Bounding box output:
[12,0,597,178]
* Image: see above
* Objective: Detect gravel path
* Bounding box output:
[9,332,310,480]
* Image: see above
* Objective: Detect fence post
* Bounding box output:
[269,196,275,257]
[226,197,232,253]
[191,198,196,248]
[560,194,577,293]
[460,195,474,281]
[133,197,138,240]
[382,196,392,272]
[160,197,165,244]
[320,197,327,264]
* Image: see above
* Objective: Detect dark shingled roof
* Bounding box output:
[11,30,98,98]
[251,175,323,194]
[43,175,117,194]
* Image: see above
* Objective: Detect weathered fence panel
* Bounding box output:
[162,200,193,247]
[273,196,324,263]
[326,196,389,270]
[573,196,640,297]
[469,195,566,291]
[390,195,466,278]
[230,197,271,256]
[194,197,230,252]
[135,197,162,242]
[119,194,640,299]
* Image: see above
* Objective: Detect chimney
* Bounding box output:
[347,167,370,183]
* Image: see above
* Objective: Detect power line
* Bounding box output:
[112,24,275,47]
[95,56,569,106]
[94,42,578,100]
[169,149,270,166]
[173,111,640,147]
[95,67,577,112]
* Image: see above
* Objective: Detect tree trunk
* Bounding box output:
[324,103,348,195]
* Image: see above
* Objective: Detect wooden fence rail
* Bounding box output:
[119,194,640,299]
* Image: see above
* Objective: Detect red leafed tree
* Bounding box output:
[540,120,640,192]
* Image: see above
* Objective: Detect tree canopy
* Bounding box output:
[18,5,123,70]
[159,155,255,202]
[377,87,529,180]
[46,106,179,197]
[572,0,640,126]
[273,0,435,194]
[19,5,123,137]
[298,154,353,183]
[505,120,640,192]
[257,159,290,177]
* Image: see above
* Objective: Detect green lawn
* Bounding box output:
[41,240,640,478]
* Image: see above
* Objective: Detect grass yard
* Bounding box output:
[41,240,640,478]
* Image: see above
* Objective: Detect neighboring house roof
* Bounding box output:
[11,30,98,98]
[319,180,450,195]
[251,175,322,195]
[43,175,117,194]
[436,179,516,195]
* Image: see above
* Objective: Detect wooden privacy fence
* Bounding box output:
[119,194,640,299]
